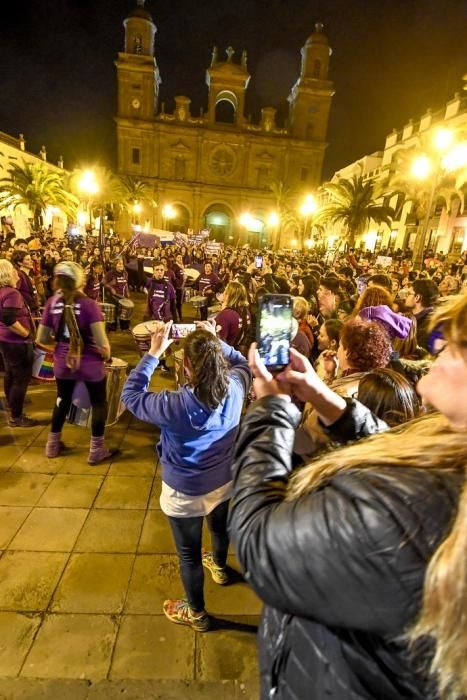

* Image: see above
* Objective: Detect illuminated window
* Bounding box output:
[132,148,140,165]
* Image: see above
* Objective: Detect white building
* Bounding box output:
[0,131,67,238]
[330,87,467,257]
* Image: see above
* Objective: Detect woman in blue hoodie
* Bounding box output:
[122,320,251,632]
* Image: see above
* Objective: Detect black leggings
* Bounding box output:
[0,342,34,419]
[168,499,230,612]
[51,377,108,437]
[175,288,184,321]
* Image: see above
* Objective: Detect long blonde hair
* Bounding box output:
[289,292,467,700]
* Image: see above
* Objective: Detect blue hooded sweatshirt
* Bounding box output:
[121,341,251,496]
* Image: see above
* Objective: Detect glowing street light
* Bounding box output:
[132,202,142,215]
[162,203,176,230]
[411,154,432,180]
[442,141,467,172]
[239,212,253,228]
[79,170,99,196]
[268,211,280,228]
[433,127,454,152]
[300,194,318,217]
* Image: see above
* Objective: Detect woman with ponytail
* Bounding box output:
[229,293,467,700]
[122,320,251,632]
[37,262,118,465]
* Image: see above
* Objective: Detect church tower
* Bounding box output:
[287,23,334,142]
[115,0,160,122]
[206,47,250,127]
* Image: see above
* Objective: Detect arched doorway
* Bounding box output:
[168,204,190,233]
[203,204,234,242]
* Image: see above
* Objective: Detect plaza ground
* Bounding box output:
[0,296,260,699]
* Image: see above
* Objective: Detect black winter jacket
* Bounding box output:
[229,397,461,700]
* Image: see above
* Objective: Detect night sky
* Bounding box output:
[0,0,464,180]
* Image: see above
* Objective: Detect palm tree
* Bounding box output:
[315,175,394,248]
[268,181,302,250]
[117,175,157,224]
[0,161,79,230]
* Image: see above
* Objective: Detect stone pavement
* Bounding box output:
[0,298,261,699]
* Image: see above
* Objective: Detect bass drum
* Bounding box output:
[118,298,135,321]
[67,358,128,428]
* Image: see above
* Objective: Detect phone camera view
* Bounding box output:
[171,324,196,339]
[255,256,263,268]
[258,296,292,369]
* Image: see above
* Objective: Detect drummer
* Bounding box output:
[196,262,221,321]
[84,260,103,301]
[104,258,131,330]
[172,254,186,321]
[36,261,118,465]
[145,263,179,324]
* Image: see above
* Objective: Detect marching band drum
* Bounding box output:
[32,346,55,382]
[131,320,164,356]
[99,302,116,325]
[67,357,128,428]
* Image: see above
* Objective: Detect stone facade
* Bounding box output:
[115,0,334,243]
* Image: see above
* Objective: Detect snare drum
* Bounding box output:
[191,295,208,309]
[67,358,128,428]
[118,298,135,321]
[131,320,164,356]
[32,347,55,382]
[99,302,116,324]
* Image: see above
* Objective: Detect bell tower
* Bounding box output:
[287,23,334,142]
[206,47,250,127]
[115,0,161,121]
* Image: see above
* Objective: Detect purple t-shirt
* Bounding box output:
[84,274,102,301]
[17,269,39,313]
[146,279,176,321]
[198,272,220,295]
[216,308,250,347]
[0,286,34,344]
[41,294,106,381]
[105,270,128,298]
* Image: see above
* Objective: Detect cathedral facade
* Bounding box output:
[115,0,334,243]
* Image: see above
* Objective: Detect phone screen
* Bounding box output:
[356,276,368,295]
[257,294,293,370]
[170,323,197,339]
[255,255,263,269]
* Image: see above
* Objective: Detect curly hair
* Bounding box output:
[341,318,391,371]
[354,284,393,314]
[184,330,230,409]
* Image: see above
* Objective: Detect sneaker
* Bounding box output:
[8,415,38,428]
[202,550,229,585]
[163,599,210,632]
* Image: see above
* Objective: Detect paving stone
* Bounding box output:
[8,508,88,552]
[21,614,117,680]
[138,509,176,554]
[0,678,90,699]
[51,553,134,614]
[110,614,194,680]
[148,476,162,510]
[0,612,41,676]
[125,555,184,614]
[87,679,238,700]
[0,551,67,611]
[196,618,259,681]
[74,510,145,553]
[37,475,103,508]
[0,507,32,548]
[0,474,53,507]
[108,456,156,478]
[0,445,26,469]
[203,558,262,616]
[0,425,46,446]
[10,448,79,475]
[93,476,153,510]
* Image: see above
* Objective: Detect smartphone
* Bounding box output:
[256,294,293,371]
[255,255,263,269]
[170,323,197,339]
[356,276,368,295]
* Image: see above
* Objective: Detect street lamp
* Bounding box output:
[267,211,280,250]
[162,203,176,230]
[132,201,142,225]
[78,170,99,230]
[410,129,467,269]
[299,194,318,250]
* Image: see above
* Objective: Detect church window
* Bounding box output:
[132,148,141,165]
[257,167,270,189]
[174,158,186,179]
[215,99,236,124]
[300,167,309,182]
[312,59,321,79]
[306,123,314,139]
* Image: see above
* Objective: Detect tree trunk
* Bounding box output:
[33,209,42,232]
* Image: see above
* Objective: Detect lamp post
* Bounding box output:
[161,203,176,231]
[78,170,99,231]
[299,194,318,250]
[267,211,280,250]
[410,129,466,269]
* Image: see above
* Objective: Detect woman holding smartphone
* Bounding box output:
[122,320,251,631]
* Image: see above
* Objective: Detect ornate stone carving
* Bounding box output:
[209,145,236,176]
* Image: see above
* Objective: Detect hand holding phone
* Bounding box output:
[256,294,293,371]
[255,255,263,269]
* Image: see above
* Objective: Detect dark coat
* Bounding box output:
[229,397,460,699]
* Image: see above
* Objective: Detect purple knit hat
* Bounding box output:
[359,305,412,340]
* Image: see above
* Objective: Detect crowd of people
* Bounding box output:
[0,226,466,699]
